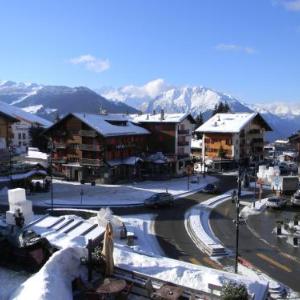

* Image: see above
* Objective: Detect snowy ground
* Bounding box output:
[5,209,269,300]
[0,175,217,207]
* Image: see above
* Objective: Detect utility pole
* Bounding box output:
[48,138,54,212]
[235,167,242,274]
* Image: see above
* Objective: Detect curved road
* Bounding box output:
[154,175,236,269]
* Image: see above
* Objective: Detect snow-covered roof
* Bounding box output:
[132,112,193,123]
[196,113,267,133]
[73,113,150,137]
[191,139,202,149]
[0,100,52,127]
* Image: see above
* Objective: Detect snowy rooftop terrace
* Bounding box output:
[196,112,257,133]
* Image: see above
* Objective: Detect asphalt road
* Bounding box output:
[211,199,300,292]
[153,175,236,269]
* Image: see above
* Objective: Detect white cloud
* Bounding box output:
[274,0,300,11]
[215,44,256,54]
[102,79,170,102]
[69,54,110,72]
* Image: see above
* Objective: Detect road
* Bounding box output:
[153,175,236,269]
[210,199,300,292]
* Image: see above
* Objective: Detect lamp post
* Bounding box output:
[234,167,242,274]
[48,138,54,212]
[8,143,13,188]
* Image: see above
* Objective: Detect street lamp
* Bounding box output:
[48,138,55,212]
[8,143,13,188]
[234,166,242,274]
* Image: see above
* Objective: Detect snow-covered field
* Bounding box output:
[0,176,217,207]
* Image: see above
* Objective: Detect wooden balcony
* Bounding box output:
[79,144,103,151]
[80,158,103,166]
[79,129,97,138]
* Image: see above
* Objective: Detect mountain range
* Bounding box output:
[1,79,299,141]
[0,80,138,121]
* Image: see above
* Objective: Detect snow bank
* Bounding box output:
[114,246,268,300]
[10,247,87,300]
[239,198,268,220]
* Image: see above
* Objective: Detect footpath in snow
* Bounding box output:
[0,175,217,208]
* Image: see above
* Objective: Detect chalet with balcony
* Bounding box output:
[44,113,150,183]
[196,113,272,168]
[132,111,196,175]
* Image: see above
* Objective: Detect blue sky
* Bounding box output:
[1,0,300,103]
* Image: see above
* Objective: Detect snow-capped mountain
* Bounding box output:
[0,81,139,120]
[103,80,300,141]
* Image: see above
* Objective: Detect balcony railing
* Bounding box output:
[80,158,103,166]
[79,129,97,137]
[178,129,190,135]
[79,144,103,151]
[52,158,67,164]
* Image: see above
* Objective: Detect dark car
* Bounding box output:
[202,183,219,194]
[144,193,174,208]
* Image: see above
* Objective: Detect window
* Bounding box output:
[18,133,21,139]
[23,133,26,139]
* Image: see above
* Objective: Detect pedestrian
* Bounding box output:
[231,190,237,203]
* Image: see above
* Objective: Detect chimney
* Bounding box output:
[160,109,165,120]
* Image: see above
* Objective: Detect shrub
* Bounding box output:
[221,281,248,300]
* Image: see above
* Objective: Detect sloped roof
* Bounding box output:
[47,113,150,137]
[196,113,271,133]
[132,112,195,124]
[0,101,52,127]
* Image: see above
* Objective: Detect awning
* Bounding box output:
[106,156,143,167]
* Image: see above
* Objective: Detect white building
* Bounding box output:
[196,113,272,166]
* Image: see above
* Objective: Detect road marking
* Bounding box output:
[189,257,202,265]
[202,257,222,269]
[256,253,292,273]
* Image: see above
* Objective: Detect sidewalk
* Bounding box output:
[0,175,217,208]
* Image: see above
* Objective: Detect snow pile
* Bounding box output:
[9,247,87,300]
[114,246,268,299]
[26,148,48,160]
[239,198,268,220]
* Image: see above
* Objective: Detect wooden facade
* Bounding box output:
[47,114,149,182]
[0,112,18,150]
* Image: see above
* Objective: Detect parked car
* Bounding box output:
[202,183,219,194]
[144,193,174,208]
[266,196,287,209]
[291,191,300,206]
